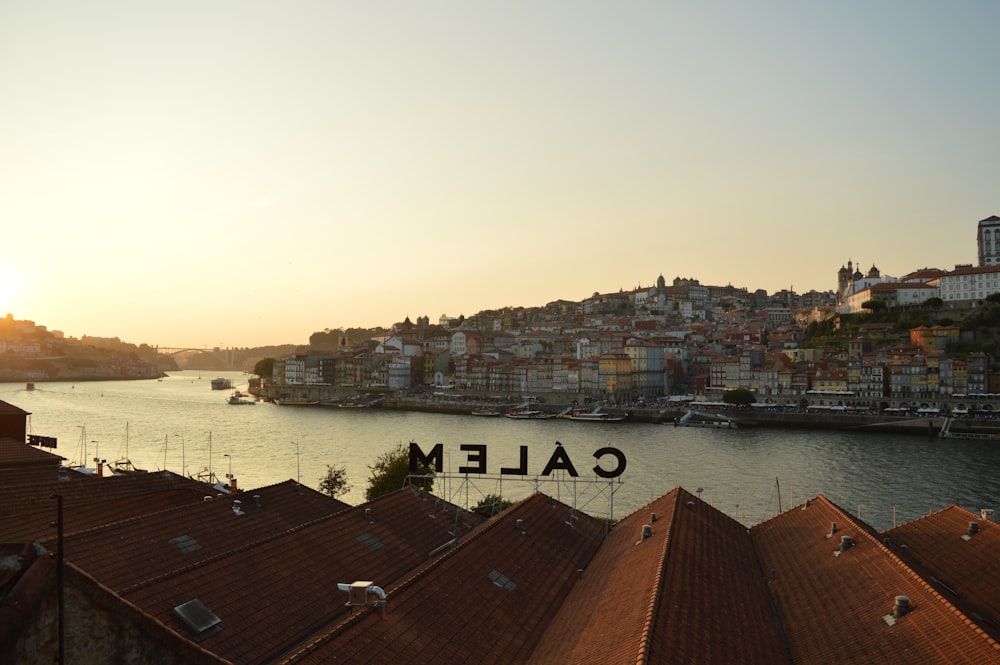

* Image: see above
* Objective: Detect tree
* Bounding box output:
[365,443,434,502]
[722,388,755,407]
[861,300,887,314]
[254,357,275,378]
[472,494,515,518]
[318,464,351,499]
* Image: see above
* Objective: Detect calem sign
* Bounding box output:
[409,441,626,479]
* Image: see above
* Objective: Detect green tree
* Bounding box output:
[365,443,434,501]
[472,493,515,518]
[318,464,351,499]
[861,300,887,313]
[254,357,275,378]
[722,388,755,407]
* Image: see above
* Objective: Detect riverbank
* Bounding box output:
[380,396,1000,438]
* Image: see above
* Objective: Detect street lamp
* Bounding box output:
[291,441,300,493]
[224,453,232,481]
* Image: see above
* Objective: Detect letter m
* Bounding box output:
[409,442,443,473]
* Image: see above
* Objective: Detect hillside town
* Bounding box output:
[266,216,1000,416]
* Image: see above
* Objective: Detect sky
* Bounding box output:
[1,2,997,349]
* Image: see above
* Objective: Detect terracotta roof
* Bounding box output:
[61,480,350,591]
[0,437,63,467]
[751,495,1000,664]
[286,492,607,665]
[0,400,29,417]
[0,471,211,539]
[883,505,1000,640]
[528,488,788,665]
[120,487,485,665]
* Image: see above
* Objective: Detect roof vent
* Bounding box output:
[981,508,995,522]
[640,524,653,542]
[253,494,262,509]
[338,581,388,619]
[650,512,657,523]
[686,501,694,509]
[364,507,373,522]
[826,521,838,539]
[963,521,980,540]
[883,595,912,625]
[515,519,523,530]
[232,500,245,517]
[172,599,222,642]
[834,535,853,556]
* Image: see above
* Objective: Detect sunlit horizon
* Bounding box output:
[2,2,996,348]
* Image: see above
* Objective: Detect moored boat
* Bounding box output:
[505,407,553,420]
[227,390,256,405]
[564,406,628,422]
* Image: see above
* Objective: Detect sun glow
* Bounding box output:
[0,265,22,314]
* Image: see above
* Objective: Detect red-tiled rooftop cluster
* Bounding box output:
[3,428,1000,663]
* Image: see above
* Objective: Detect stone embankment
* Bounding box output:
[381,397,1000,438]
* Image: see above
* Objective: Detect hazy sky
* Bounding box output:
[2,2,997,348]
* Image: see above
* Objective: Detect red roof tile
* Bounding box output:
[528,488,788,665]
[751,495,1000,664]
[121,487,484,665]
[884,505,1000,640]
[287,492,607,665]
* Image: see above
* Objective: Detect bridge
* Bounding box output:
[154,346,241,367]
[154,346,221,355]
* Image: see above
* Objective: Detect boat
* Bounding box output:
[25,382,34,391]
[471,409,503,417]
[274,398,320,406]
[564,406,628,422]
[63,426,96,475]
[672,410,738,429]
[505,403,554,419]
[112,423,147,475]
[211,377,232,390]
[339,395,386,408]
[226,390,256,406]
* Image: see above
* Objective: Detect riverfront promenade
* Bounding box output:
[379,395,1000,438]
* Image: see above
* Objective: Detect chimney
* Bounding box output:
[641,524,653,540]
[650,512,658,523]
[230,477,238,495]
[834,535,853,556]
[968,521,980,537]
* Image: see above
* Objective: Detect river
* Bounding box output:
[4,371,999,531]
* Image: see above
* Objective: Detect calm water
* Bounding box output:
[4,371,999,531]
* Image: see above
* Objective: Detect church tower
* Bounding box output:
[977,215,1000,266]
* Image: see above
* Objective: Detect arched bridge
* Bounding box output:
[154,346,241,367]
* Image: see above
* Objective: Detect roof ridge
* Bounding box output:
[810,495,1000,653]
[636,489,679,665]
[882,502,971,533]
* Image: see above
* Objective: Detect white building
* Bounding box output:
[935,265,1000,303]
[977,214,1000,267]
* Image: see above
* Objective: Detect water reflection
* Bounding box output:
[4,372,999,531]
